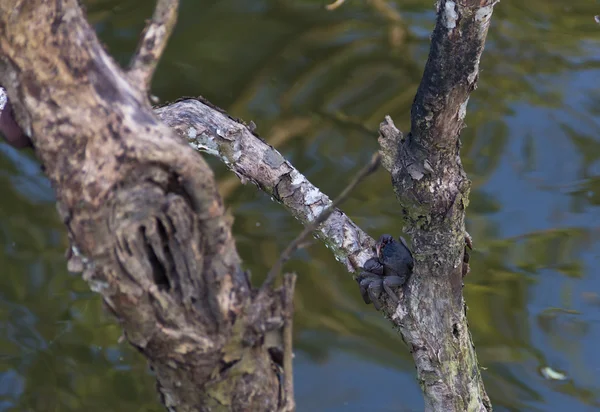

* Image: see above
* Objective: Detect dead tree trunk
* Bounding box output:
[0,0,499,411]
[0,1,290,410]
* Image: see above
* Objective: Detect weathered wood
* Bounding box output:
[156,1,498,410]
[0,1,283,410]
[379,1,498,410]
[156,99,376,271]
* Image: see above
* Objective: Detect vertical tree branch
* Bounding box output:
[377,1,498,410]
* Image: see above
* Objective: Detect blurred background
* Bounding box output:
[1,0,599,410]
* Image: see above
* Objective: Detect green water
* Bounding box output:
[1,1,599,411]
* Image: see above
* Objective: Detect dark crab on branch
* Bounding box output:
[356,234,414,310]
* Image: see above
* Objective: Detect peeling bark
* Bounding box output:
[156,99,376,272]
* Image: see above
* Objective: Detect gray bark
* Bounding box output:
[156,98,376,272]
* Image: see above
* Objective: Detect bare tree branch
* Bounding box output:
[261,152,381,293]
[376,1,499,410]
[158,1,500,410]
[156,99,377,272]
[128,0,179,91]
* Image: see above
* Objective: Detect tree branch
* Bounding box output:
[376,1,499,410]
[156,100,377,272]
[128,0,179,91]
[261,152,380,293]
[157,1,499,410]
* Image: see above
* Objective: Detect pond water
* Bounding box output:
[1,1,599,411]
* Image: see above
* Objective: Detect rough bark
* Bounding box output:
[0,2,286,411]
[379,1,498,410]
[0,0,498,411]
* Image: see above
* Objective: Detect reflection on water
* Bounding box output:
[1,0,599,410]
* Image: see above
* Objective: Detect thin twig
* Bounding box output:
[260,152,381,293]
[128,0,179,91]
[280,272,297,412]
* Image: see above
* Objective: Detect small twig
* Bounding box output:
[325,0,346,10]
[260,152,381,293]
[280,273,297,412]
[128,0,179,91]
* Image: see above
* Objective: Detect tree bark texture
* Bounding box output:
[0,0,499,411]
[0,2,286,411]
[379,1,498,410]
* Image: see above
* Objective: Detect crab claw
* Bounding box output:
[376,234,394,258]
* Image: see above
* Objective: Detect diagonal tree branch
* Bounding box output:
[260,152,381,292]
[128,0,179,91]
[156,99,378,272]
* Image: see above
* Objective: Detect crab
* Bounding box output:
[356,234,414,310]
